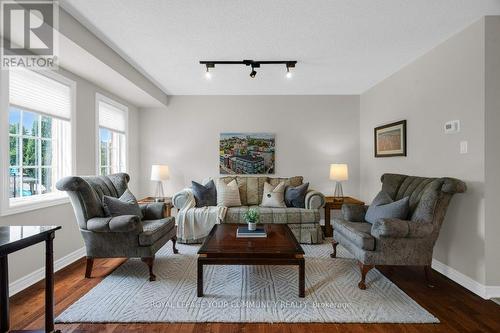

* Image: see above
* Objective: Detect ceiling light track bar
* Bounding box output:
[200,60,297,79]
[200,60,297,66]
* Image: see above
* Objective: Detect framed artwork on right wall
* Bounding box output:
[374,120,407,157]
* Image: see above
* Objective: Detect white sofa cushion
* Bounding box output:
[260,181,286,208]
[216,179,242,207]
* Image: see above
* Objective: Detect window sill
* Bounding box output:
[1,194,70,216]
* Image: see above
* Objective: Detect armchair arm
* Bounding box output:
[342,204,368,222]
[371,218,434,239]
[407,221,434,238]
[305,190,325,209]
[140,202,165,220]
[172,188,195,210]
[87,215,142,233]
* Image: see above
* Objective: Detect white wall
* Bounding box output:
[0,67,141,285]
[360,19,487,284]
[484,16,500,286]
[138,96,360,202]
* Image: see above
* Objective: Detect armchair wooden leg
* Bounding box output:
[330,240,339,258]
[141,257,156,281]
[358,261,374,290]
[171,236,179,254]
[424,265,435,288]
[85,257,94,278]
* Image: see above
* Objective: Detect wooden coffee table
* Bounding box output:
[197,224,305,297]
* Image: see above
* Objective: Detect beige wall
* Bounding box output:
[360,19,487,284]
[138,96,360,202]
[484,16,500,286]
[0,67,141,284]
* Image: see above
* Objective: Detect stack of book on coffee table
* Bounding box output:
[236,226,267,238]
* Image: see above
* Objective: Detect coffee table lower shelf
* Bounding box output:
[197,255,305,298]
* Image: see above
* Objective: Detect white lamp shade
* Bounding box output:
[151,165,169,181]
[330,164,348,181]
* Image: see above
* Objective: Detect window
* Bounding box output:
[97,95,127,176]
[5,69,73,211]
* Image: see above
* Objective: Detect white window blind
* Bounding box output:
[9,69,72,120]
[98,101,126,133]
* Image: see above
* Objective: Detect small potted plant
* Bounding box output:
[243,208,259,231]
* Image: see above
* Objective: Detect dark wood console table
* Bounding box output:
[323,196,365,237]
[0,226,61,333]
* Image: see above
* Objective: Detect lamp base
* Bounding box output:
[154,181,165,202]
[333,182,344,203]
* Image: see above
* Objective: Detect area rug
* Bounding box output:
[56,241,438,323]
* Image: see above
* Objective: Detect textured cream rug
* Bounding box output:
[56,241,438,323]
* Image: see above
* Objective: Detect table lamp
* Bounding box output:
[330,164,348,201]
[151,164,169,202]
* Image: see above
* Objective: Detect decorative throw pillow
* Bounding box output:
[102,189,143,219]
[365,191,410,224]
[260,181,286,208]
[192,180,217,207]
[216,179,242,207]
[285,182,309,208]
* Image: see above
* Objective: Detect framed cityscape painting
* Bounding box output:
[219,133,275,174]
[374,120,407,157]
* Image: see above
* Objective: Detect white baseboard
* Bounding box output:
[432,258,500,300]
[9,247,86,296]
[485,286,500,299]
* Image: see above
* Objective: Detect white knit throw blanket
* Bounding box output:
[176,191,227,241]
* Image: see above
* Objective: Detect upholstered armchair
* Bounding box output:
[331,173,466,289]
[56,173,178,281]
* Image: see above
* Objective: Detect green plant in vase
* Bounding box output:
[243,208,259,231]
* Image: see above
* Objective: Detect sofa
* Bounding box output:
[331,173,466,289]
[173,176,326,244]
[56,173,178,281]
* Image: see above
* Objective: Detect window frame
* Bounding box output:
[8,107,59,198]
[0,69,77,216]
[95,93,129,176]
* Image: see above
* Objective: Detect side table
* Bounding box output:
[0,226,61,333]
[138,197,173,217]
[323,196,365,237]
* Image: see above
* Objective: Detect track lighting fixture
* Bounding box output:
[200,60,297,79]
[249,62,260,78]
[204,63,214,79]
[286,62,295,79]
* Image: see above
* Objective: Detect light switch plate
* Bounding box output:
[460,141,468,154]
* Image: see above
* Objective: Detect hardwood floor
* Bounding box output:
[9,257,500,333]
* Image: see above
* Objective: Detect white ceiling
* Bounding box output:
[61,0,500,95]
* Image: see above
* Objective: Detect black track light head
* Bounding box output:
[205,63,215,79]
[250,68,257,78]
